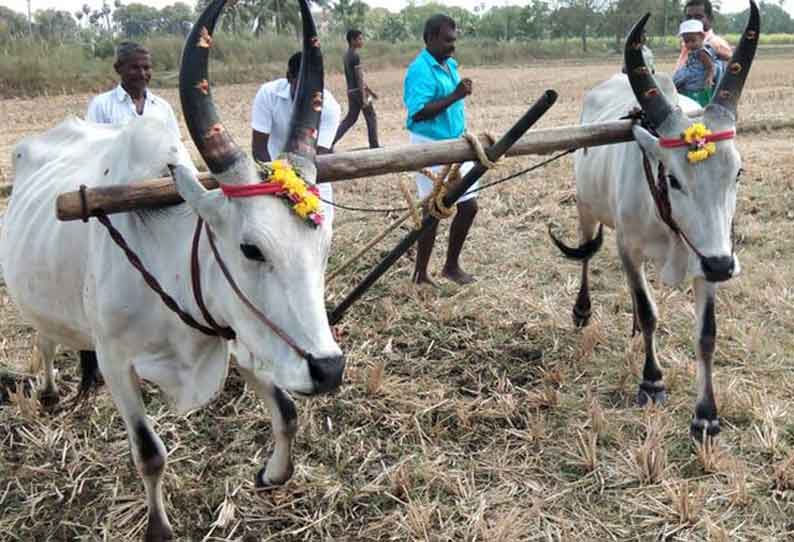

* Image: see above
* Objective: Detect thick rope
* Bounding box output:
[94,212,224,338]
[328,133,504,282]
[399,178,422,230]
[463,131,497,168]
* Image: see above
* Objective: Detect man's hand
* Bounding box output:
[412,78,473,123]
[454,78,473,100]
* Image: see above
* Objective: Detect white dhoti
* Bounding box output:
[409,132,479,204]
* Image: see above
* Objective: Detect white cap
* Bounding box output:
[679,19,705,35]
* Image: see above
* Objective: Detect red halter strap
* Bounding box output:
[658,129,736,149]
[189,182,321,361]
[219,182,320,198]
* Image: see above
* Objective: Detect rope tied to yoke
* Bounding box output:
[420,131,498,221]
[327,132,498,283]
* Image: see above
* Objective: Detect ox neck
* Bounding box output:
[123,206,234,340]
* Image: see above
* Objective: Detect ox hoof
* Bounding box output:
[572,306,591,328]
[690,417,721,441]
[636,383,667,407]
[143,517,174,542]
[254,463,294,489]
[37,388,60,411]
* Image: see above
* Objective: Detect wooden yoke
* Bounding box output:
[55,114,789,221]
[55,120,635,221]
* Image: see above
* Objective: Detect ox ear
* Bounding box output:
[632,124,661,160]
[171,164,226,226]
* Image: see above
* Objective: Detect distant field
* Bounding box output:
[1,55,794,540]
[1,32,793,97]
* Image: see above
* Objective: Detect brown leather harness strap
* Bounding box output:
[190,218,236,340]
[94,211,226,338]
[94,212,312,361]
[204,222,312,361]
[639,149,708,261]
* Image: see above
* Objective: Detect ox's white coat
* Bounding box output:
[574,73,740,287]
[555,70,745,438]
[1,116,338,411]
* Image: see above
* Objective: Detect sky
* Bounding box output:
[1,0,788,18]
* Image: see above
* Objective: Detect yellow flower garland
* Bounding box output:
[257,159,324,225]
[682,123,717,164]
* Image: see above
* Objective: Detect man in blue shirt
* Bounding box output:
[404,14,476,286]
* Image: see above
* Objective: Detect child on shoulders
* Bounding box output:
[673,20,722,106]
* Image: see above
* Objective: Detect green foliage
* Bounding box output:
[378,13,411,43]
[114,3,161,38]
[0,6,29,41]
[330,0,369,34]
[728,1,794,34]
[0,0,792,97]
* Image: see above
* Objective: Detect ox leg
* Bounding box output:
[690,278,721,440]
[99,354,173,541]
[34,335,59,409]
[238,366,297,488]
[619,248,667,406]
[573,212,600,327]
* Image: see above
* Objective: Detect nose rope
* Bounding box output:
[202,219,312,361]
[88,204,313,360]
[640,149,708,261]
[640,149,736,269]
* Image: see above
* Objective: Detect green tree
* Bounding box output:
[0,6,29,42]
[34,9,79,42]
[728,1,793,33]
[114,3,160,37]
[330,0,369,32]
[158,2,194,35]
[379,12,411,42]
[516,0,551,40]
[479,6,525,40]
[362,6,390,39]
[550,0,608,52]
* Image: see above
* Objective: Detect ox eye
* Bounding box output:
[240,243,266,262]
[667,175,682,191]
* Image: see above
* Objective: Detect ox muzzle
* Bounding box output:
[701,255,736,283]
[307,353,346,394]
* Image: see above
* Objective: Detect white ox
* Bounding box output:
[550,4,759,439]
[0,0,342,540]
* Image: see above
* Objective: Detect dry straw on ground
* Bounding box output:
[2,57,794,540]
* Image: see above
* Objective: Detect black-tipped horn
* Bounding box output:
[709,0,760,117]
[179,0,244,174]
[283,0,323,160]
[624,13,674,128]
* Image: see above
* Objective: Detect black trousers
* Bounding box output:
[334,95,379,149]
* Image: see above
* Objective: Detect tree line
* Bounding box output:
[1,0,792,52]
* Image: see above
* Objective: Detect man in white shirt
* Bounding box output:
[251,52,342,223]
[86,41,195,171]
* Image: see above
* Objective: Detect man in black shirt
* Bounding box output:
[333,29,380,149]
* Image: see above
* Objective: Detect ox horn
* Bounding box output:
[624,13,674,129]
[708,0,760,118]
[179,0,246,174]
[282,0,323,178]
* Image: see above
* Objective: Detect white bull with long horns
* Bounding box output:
[550,2,759,439]
[0,0,342,539]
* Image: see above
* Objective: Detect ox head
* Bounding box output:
[624,1,759,283]
[174,0,343,395]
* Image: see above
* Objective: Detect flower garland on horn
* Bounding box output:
[659,122,735,164]
[219,160,324,227]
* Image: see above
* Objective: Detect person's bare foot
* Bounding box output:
[441,267,476,285]
[412,272,439,288]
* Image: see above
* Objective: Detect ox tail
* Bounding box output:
[71,350,103,404]
[548,223,604,261]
